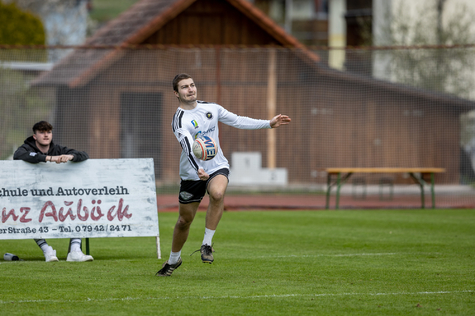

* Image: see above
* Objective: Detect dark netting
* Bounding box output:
[1,46,474,209]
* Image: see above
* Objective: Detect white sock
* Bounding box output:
[70,238,82,252]
[168,251,181,265]
[35,239,50,253]
[202,228,215,246]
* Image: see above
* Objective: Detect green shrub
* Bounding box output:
[0,67,51,159]
[0,2,45,45]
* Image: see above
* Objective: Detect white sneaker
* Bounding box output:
[66,251,94,262]
[44,248,59,262]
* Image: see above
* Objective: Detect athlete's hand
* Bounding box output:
[198,168,209,181]
[270,114,291,128]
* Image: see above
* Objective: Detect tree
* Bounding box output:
[0,67,50,159]
[0,2,45,45]
[3,0,90,61]
[374,0,475,152]
[379,0,475,96]
[0,1,46,63]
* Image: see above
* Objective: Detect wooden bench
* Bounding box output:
[325,168,446,209]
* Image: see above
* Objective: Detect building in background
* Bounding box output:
[248,0,370,73]
[31,0,475,186]
[251,0,329,46]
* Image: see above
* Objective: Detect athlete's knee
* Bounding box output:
[176,210,195,228]
[209,190,225,203]
[176,215,193,229]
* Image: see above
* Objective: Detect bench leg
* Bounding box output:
[409,173,425,209]
[420,184,425,209]
[325,174,332,209]
[430,173,436,209]
[326,172,352,210]
[336,173,341,209]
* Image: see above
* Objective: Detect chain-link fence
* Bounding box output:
[1,46,475,209]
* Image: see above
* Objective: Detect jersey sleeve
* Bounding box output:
[217,105,271,129]
[172,111,203,173]
[175,128,203,173]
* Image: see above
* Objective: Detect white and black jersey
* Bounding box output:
[172,101,271,181]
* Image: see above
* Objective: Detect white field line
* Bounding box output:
[0,290,472,305]
[258,252,441,258]
[0,252,442,264]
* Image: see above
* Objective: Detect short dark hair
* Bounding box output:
[32,121,53,133]
[172,73,193,92]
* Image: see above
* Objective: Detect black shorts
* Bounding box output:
[178,168,229,204]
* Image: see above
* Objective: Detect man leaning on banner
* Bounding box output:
[13,121,93,262]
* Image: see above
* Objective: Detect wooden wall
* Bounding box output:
[54,47,466,185]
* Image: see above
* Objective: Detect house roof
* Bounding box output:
[315,65,475,110]
[32,0,318,88]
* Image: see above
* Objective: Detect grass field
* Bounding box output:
[0,209,474,315]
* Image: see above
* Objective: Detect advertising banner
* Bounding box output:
[0,159,158,240]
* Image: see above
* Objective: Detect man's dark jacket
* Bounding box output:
[14,136,89,163]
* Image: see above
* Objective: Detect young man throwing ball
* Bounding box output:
[156,73,291,276]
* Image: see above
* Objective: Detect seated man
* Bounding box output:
[14,121,93,262]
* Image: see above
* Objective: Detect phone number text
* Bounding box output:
[1,225,132,234]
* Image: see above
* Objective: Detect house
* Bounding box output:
[32,0,475,186]
[252,0,329,46]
